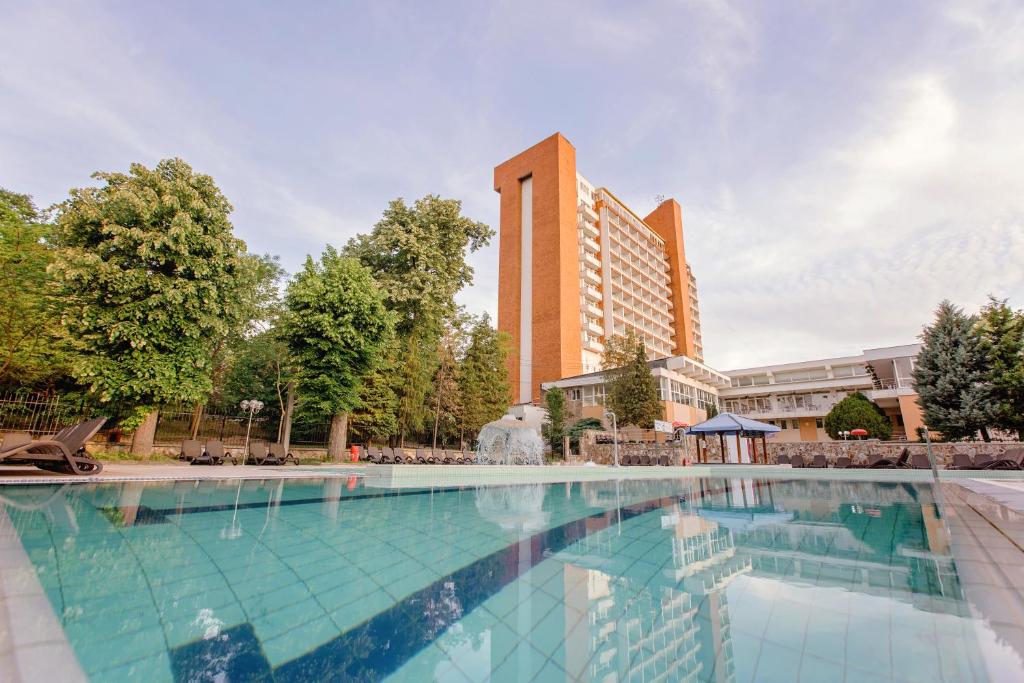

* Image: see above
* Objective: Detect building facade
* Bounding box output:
[542,354,728,428]
[494,133,703,405]
[719,344,926,442]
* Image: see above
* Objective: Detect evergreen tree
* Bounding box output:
[281,247,393,458]
[823,392,892,440]
[51,159,251,453]
[543,387,567,456]
[567,417,604,453]
[913,300,993,441]
[603,331,663,428]
[458,314,511,442]
[976,296,1024,439]
[430,324,463,448]
[349,341,400,445]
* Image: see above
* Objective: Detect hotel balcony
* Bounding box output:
[585,302,603,318]
[581,236,600,253]
[586,320,604,336]
[580,221,600,240]
[582,285,602,302]
[583,268,601,286]
[579,202,599,222]
[582,252,601,270]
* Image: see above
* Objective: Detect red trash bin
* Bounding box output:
[350,445,359,462]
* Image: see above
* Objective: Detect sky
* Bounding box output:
[2,0,1022,370]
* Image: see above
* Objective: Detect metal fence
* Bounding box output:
[0,392,333,448]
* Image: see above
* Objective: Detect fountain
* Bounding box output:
[475,415,546,465]
[475,484,550,532]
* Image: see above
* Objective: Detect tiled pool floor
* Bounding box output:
[1,476,1022,681]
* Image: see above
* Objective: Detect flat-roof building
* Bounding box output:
[494,133,703,405]
[719,344,925,441]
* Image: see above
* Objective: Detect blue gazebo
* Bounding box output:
[684,412,781,464]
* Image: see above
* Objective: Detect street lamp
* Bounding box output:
[240,399,264,465]
[839,430,851,441]
[604,410,620,467]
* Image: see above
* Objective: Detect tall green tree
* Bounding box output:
[281,247,393,458]
[823,392,892,440]
[430,324,463,448]
[0,189,67,387]
[349,342,400,445]
[543,387,567,456]
[976,296,1024,439]
[913,300,993,441]
[221,329,294,441]
[603,331,663,429]
[458,314,511,443]
[51,159,250,454]
[345,195,492,443]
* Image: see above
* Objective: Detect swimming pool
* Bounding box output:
[0,475,1020,682]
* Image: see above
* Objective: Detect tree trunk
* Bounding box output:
[131,410,159,458]
[189,402,204,439]
[980,426,991,443]
[280,381,295,451]
[327,412,348,461]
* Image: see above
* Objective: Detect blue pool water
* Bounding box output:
[0,476,1016,682]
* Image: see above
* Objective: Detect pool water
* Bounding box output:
[0,476,1016,682]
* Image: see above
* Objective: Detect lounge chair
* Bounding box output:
[811,454,828,468]
[191,440,237,466]
[777,454,791,465]
[264,443,298,465]
[910,453,932,469]
[834,456,851,469]
[973,453,994,469]
[0,418,106,475]
[415,448,428,464]
[379,446,395,464]
[247,441,269,465]
[868,448,910,469]
[790,454,806,468]
[658,454,671,466]
[950,453,975,470]
[639,454,651,466]
[982,448,1024,470]
[179,439,203,462]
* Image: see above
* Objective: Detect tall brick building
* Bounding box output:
[494,133,703,405]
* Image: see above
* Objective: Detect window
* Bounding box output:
[568,388,582,401]
[791,420,800,430]
[815,418,824,428]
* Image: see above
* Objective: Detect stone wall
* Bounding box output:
[577,430,1022,468]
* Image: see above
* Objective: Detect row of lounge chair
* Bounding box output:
[0,417,107,475]
[360,446,477,464]
[779,447,1024,470]
[178,439,298,466]
[620,453,673,466]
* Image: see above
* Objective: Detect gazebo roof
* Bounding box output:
[684,412,781,436]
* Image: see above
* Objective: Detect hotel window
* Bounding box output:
[790,420,800,430]
[815,418,824,428]
[568,388,582,401]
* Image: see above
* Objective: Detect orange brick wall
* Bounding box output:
[494,133,583,403]
[644,199,695,359]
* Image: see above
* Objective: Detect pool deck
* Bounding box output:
[4,461,1024,486]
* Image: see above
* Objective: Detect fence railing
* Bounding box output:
[0,393,333,448]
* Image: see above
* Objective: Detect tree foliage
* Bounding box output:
[823,392,892,440]
[567,417,603,453]
[976,296,1024,438]
[543,387,567,455]
[50,159,251,427]
[913,300,993,441]
[0,189,66,387]
[458,314,511,439]
[602,331,663,429]
[281,246,392,418]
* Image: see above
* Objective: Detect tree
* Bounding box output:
[823,392,892,440]
[281,246,392,459]
[51,159,250,454]
[458,314,511,443]
[603,331,663,428]
[430,323,463,448]
[543,387,567,456]
[976,296,1024,439]
[348,343,400,445]
[705,402,719,419]
[221,329,293,442]
[0,190,67,388]
[913,300,993,441]
[345,196,492,443]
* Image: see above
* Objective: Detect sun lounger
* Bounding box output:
[950,453,974,469]
[777,454,791,465]
[263,443,298,465]
[0,417,106,475]
[179,439,203,462]
[867,448,910,469]
[910,453,932,469]
[811,454,828,468]
[639,454,651,466]
[790,454,805,468]
[981,447,1024,470]
[191,440,237,466]
[658,454,671,466]
[1,417,107,475]
[247,441,269,465]
[973,453,994,468]
[834,456,851,469]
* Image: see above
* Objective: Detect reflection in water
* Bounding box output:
[0,477,1017,682]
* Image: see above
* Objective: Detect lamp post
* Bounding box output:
[839,430,851,441]
[240,399,264,465]
[604,410,619,467]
